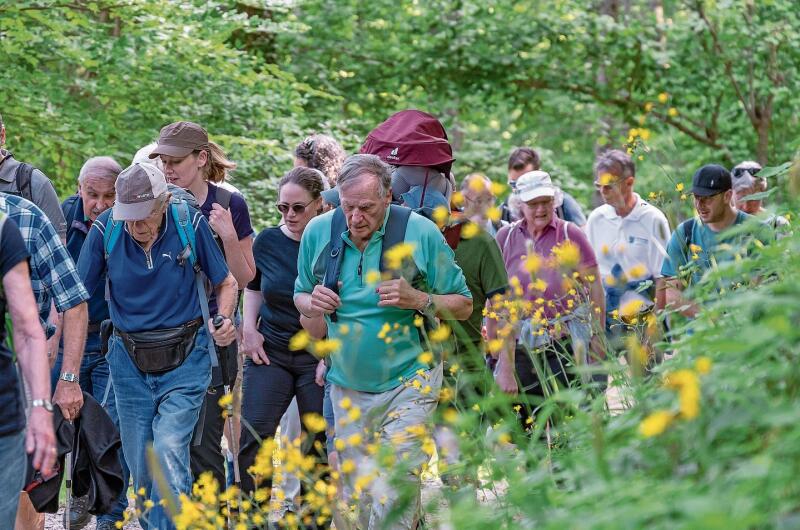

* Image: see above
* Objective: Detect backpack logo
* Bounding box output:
[388,147,400,160]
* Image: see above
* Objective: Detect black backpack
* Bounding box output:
[7,163,34,202]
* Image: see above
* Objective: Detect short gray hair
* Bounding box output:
[594,149,635,180]
[337,154,391,198]
[78,156,122,184]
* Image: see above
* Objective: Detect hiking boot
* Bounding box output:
[95,520,119,530]
[64,494,91,530]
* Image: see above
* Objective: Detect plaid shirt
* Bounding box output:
[0,193,89,337]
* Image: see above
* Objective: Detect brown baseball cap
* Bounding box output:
[149,121,208,159]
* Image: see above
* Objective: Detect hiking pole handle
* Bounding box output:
[213,315,225,329]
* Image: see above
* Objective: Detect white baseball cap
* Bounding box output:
[113,163,169,221]
[515,170,556,202]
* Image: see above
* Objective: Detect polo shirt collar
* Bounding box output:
[598,193,648,221]
[342,206,391,249]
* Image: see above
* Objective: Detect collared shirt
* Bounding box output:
[77,206,230,333]
[496,216,597,321]
[0,193,89,337]
[63,194,108,351]
[295,208,472,393]
[586,194,670,313]
[0,150,68,238]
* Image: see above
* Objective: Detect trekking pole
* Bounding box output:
[212,316,244,528]
[64,450,73,530]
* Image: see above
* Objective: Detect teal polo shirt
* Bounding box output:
[295,208,471,393]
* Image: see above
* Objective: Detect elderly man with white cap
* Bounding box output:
[76,162,237,530]
[492,170,605,429]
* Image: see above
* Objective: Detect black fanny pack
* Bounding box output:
[116,318,202,374]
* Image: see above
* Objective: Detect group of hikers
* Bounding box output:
[0,108,785,530]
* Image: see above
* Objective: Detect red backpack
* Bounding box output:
[360,109,455,175]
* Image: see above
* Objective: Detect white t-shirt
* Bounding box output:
[586,194,671,307]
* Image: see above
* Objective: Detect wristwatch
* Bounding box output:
[31,399,54,413]
[59,372,78,383]
[418,293,434,314]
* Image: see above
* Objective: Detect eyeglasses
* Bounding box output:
[277,199,315,215]
[732,167,760,179]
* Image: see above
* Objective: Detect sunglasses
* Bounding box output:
[732,167,760,179]
[277,199,315,215]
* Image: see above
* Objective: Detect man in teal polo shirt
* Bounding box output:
[295,154,471,529]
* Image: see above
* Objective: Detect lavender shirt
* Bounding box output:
[496,216,597,321]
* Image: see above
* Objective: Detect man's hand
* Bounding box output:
[243,326,269,365]
[26,407,56,475]
[376,277,425,310]
[53,380,83,421]
[315,359,327,387]
[494,364,518,395]
[209,317,236,347]
[309,285,341,316]
[208,203,237,243]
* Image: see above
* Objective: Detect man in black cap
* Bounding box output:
[660,164,766,318]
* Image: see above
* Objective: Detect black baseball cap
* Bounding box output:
[691,164,732,196]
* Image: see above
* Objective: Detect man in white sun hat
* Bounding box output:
[76,162,237,530]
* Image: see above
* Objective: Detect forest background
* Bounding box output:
[2,0,798,225]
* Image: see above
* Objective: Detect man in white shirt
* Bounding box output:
[586,150,671,332]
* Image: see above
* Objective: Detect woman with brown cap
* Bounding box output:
[149,121,256,488]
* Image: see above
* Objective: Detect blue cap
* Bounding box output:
[321,188,340,207]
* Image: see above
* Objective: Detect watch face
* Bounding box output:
[60,373,77,382]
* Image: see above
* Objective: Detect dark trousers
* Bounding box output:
[239,349,325,494]
[514,341,576,431]
[190,383,227,488]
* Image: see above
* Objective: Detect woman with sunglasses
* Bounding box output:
[239,167,327,500]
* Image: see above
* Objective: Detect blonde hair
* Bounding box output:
[201,141,237,184]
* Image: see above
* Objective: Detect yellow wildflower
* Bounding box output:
[668,107,679,117]
[347,433,363,447]
[339,397,352,410]
[289,330,311,351]
[531,278,548,292]
[490,181,506,195]
[664,369,701,420]
[302,413,327,433]
[451,191,464,207]
[442,408,458,424]
[597,172,617,186]
[552,241,581,269]
[365,270,382,284]
[384,242,416,270]
[644,102,654,112]
[218,393,233,409]
[627,263,647,278]
[432,205,450,227]
[347,407,361,422]
[428,324,451,342]
[486,206,501,222]
[695,357,712,375]
[639,410,674,437]
[461,222,480,239]
[620,299,644,321]
[675,182,684,192]
[524,252,541,274]
[417,351,433,364]
[487,338,504,354]
[334,438,346,452]
[313,338,342,357]
[657,92,669,104]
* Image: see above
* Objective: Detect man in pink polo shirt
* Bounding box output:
[492,170,605,425]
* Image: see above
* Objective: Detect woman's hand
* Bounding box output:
[208,203,238,243]
[315,359,327,387]
[243,326,269,365]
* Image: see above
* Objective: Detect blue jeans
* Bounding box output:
[107,328,211,530]
[0,431,25,528]
[52,350,131,523]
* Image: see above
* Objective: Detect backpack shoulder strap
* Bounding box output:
[13,163,34,202]
[563,220,571,242]
[103,215,124,258]
[171,200,197,267]
[322,208,347,322]
[380,204,412,273]
[323,208,347,291]
[214,186,233,211]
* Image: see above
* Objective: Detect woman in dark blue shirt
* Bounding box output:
[239,167,326,497]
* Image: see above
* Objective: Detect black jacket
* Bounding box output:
[26,392,125,514]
